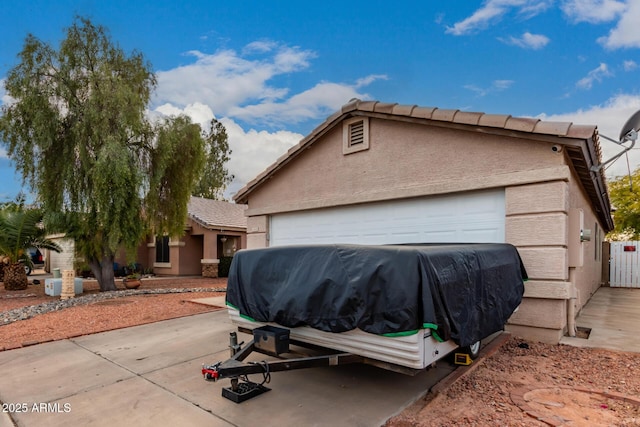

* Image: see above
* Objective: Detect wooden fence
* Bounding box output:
[609,241,640,288]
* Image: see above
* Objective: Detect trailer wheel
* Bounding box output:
[461,340,481,360]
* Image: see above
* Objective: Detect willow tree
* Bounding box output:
[192,118,233,200]
[0,17,209,291]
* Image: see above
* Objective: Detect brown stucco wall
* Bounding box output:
[149,218,247,277]
[146,226,247,277]
[504,180,570,343]
[567,171,605,308]
[179,233,203,275]
[245,119,565,216]
[242,116,604,344]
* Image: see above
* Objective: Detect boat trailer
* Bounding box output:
[202,325,364,403]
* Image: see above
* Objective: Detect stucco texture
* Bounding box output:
[239,109,608,344]
[247,119,566,215]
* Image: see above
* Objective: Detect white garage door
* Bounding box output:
[270,189,505,247]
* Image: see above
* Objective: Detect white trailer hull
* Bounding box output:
[228,307,458,370]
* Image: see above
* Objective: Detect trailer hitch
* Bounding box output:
[202,327,364,402]
[202,362,221,381]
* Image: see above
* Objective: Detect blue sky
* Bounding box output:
[2,0,640,202]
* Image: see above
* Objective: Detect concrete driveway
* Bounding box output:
[0,310,455,427]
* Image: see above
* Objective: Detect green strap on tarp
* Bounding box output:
[226,302,257,322]
[381,323,444,342]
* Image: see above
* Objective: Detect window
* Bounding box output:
[343,117,370,154]
[155,236,170,263]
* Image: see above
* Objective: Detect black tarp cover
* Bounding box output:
[226,244,527,348]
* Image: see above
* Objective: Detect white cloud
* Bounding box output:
[243,40,278,54]
[493,80,514,89]
[623,60,638,71]
[355,74,388,88]
[153,43,316,117]
[448,0,636,50]
[560,1,640,49]
[220,117,303,198]
[537,93,640,178]
[598,1,640,49]
[445,0,553,35]
[228,78,384,126]
[576,63,612,89]
[153,42,384,128]
[464,79,514,96]
[501,32,550,49]
[144,39,389,199]
[1,79,15,107]
[154,102,215,127]
[0,147,7,159]
[561,0,626,23]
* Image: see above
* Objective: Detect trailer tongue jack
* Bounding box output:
[202,326,363,403]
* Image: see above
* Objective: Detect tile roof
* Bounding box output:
[233,99,612,231]
[187,197,247,230]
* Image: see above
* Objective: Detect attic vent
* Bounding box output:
[343,117,370,155]
[349,121,365,146]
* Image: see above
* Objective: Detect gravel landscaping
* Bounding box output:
[1,286,226,326]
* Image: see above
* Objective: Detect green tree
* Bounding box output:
[192,118,233,200]
[0,192,27,212]
[608,170,640,240]
[0,17,210,291]
[0,206,61,290]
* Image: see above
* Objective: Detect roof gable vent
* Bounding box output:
[349,121,364,145]
[343,117,370,155]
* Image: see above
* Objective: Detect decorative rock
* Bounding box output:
[0,287,225,326]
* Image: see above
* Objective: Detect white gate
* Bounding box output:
[610,241,640,288]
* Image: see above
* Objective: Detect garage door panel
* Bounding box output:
[270,190,505,246]
[463,228,502,242]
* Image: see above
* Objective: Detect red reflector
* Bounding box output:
[624,246,636,252]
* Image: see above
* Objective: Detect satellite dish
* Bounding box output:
[591,109,640,172]
[619,109,640,142]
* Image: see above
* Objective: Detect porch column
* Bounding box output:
[201,259,220,278]
[201,232,220,277]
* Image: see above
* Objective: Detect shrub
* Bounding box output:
[218,256,234,278]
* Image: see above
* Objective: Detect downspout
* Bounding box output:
[567,267,577,337]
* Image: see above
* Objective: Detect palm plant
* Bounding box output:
[0,208,61,290]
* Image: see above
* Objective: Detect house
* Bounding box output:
[233,99,613,344]
[148,197,247,277]
[48,197,247,278]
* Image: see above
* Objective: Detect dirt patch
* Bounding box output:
[0,292,226,350]
[0,275,226,312]
[511,386,640,426]
[92,299,134,306]
[0,276,227,351]
[385,336,640,426]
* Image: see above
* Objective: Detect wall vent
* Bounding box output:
[349,121,365,146]
[343,117,370,154]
